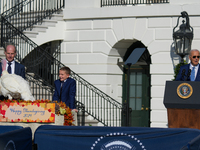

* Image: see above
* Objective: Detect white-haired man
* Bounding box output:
[176,49,200,81]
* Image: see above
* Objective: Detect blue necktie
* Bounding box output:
[7,62,12,74]
[190,67,195,81]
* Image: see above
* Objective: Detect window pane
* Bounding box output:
[130,72,136,84]
[130,85,135,97]
[130,98,135,110]
[136,72,142,84]
[136,85,142,97]
[136,98,142,110]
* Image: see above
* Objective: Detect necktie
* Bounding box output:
[7,62,12,74]
[190,67,195,81]
[59,81,64,101]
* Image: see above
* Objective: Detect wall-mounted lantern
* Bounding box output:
[173,11,193,63]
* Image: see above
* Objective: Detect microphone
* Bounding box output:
[187,69,191,76]
[181,69,186,80]
[181,69,186,76]
[187,69,191,81]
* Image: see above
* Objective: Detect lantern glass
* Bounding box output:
[174,36,192,55]
[174,38,183,55]
[184,37,192,54]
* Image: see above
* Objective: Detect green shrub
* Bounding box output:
[173,61,187,80]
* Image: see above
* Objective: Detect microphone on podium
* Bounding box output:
[181,69,186,80]
[187,69,191,78]
[181,69,191,81]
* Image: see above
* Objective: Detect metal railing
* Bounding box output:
[101,0,169,6]
[76,101,85,126]
[1,0,64,32]
[72,72,122,126]
[1,0,23,14]
[26,73,54,100]
[1,15,123,126]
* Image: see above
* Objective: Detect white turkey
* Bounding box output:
[0,59,35,101]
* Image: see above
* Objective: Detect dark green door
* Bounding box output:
[123,65,150,127]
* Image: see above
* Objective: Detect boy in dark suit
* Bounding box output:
[53,66,76,109]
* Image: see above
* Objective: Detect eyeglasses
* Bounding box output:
[192,56,200,58]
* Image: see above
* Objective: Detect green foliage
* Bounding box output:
[173,61,187,80]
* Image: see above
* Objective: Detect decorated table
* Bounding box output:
[0,100,76,136]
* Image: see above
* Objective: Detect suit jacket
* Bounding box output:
[0,61,25,79]
[53,77,76,109]
[175,64,200,81]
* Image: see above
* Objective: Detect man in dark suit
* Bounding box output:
[176,49,200,81]
[0,44,26,100]
[53,66,76,109]
[0,44,25,78]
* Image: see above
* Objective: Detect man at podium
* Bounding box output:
[176,49,200,81]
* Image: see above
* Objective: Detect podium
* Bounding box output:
[164,81,200,129]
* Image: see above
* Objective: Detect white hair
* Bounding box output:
[189,49,200,56]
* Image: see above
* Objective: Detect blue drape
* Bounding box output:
[34,125,200,150]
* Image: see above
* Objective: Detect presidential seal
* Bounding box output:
[101,140,135,150]
[177,83,193,99]
[91,132,146,150]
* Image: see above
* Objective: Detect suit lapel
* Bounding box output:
[186,64,191,81]
[58,80,61,92]
[14,61,18,74]
[195,64,200,81]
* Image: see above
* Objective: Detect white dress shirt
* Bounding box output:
[6,60,15,74]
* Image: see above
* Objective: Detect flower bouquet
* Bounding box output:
[54,101,75,126]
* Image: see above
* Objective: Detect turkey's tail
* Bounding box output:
[1,59,7,71]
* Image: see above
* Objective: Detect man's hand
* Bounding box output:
[72,109,78,113]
